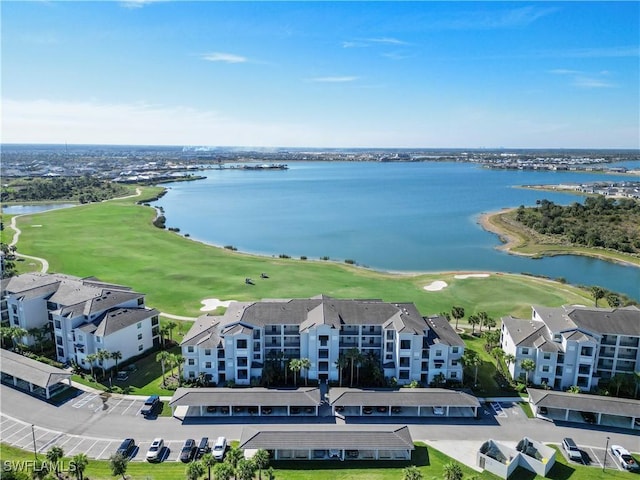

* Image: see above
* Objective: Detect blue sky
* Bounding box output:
[2,1,639,148]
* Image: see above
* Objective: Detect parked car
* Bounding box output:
[376,406,388,413]
[179,439,197,463]
[562,437,582,462]
[146,438,164,462]
[141,395,160,416]
[261,407,273,415]
[580,411,596,424]
[432,406,445,415]
[206,406,217,413]
[538,406,548,415]
[391,406,402,414]
[329,449,342,459]
[610,445,639,471]
[196,437,210,459]
[346,450,359,459]
[115,438,136,457]
[363,406,373,415]
[212,436,227,460]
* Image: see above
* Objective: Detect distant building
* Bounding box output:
[181,295,465,386]
[1,273,160,369]
[500,305,640,391]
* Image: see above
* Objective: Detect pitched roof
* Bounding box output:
[328,388,480,408]
[424,315,465,347]
[182,315,223,348]
[533,305,640,337]
[528,388,640,418]
[2,273,60,300]
[92,307,159,336]
[169,387,321,407]
[501,316,559,350]
[239,425,414,451]
[0,348,71,388]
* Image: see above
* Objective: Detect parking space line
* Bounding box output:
[121,400,137,415]
[2,424,28,441]
[56,435,74,448]
[72,393,98,408]
[37,433,64,453]
[98,441,114,459]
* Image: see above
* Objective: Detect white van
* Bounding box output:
[212,436,227,460]
[562,437,582,461]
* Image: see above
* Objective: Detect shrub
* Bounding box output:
[279,254,290,259]
[300,256,307,260]
[224,245,237,251]
[320,256,330,261]
[344,259,355,265]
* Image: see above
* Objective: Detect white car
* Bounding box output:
[146,438,164,462]
[610,445,639,471]
[432,406,445,416]
[212,436,227,460]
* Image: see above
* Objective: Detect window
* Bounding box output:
[54,320,61,329]
[204,349,211,356]
[400,340,411,350]
[521,348,529,355]
[399,357,410,367]
[553,334,562,342]
[218,361,225,370]
[542,365,550,372]
[77,334,83,342]
[137,298,144,306]
[205,362,211,369]
[399,371,410,380]
[319,361,329,371]
[137,322,142,329]
[57,347,64,357]
[138,344,143,351]
[137,333,142,341]
[451,360,458,367]
[253,330,261,339]
[188,371,195,378]
[237,369,248,380]
[96,337,101,343]
[543,353,551,360]
[188,359,195,366]
[237,339,247,349]
[56,336,63,346]
[238,357,248,367]
[435,350,442,357]
[187,346,194,353]
[452,347,459,354]
[450,372,458,379]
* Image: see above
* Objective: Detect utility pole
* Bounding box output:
[31,424,37,460]
[603,436,610,472]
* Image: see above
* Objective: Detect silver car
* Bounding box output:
[146,438,164,462]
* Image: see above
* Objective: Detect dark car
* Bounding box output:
[580,411,596,424]
[363,406,373,415]
[196,437,210,459]
[116,438,136,457]
[180,439,197,463]
[141,395,160,416]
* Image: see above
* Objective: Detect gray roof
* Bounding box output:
[92,307,159,336]
[501,316,561,352]
[328,388,480,408]
[533,305,640,337]
[169,387,321,407]
[528,388,640,418]
[0,348,71,389]
[182,315,223,348]
[239,425,414,451]
[2,273,60,300]
[424,315,465,347]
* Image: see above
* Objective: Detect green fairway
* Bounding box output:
[8,187,595,318]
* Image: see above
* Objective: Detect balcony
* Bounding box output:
[283,339,300,347]
[619,338,639,348]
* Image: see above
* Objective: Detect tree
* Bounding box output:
[606,293,621,308]
[468,315,480,335]
[520,359,536,384]
[0,326,12,348]
[482,330,500,349]
[9,326,27,349]
[289,359,302,386]
[97,349,110,378]
[109,452,129,480]
[335,354,348,387]
[477,312,488,334]
[403,465,423,480]
[160,325,170,348]
[85,353,98,379]
[156,350,171,386]
[442,461,463,480]
[608,373,627,397]
[354,350,366,385]
[224,445,243,469]
[299,358,311,386]
[567,385,581,394]
[462,350,482,386]
[111,350,123,373]
[591,286,606,307]
[235,459,256,480]
[186,461,205,480]
[491,347,504,363]
[504,353,516,369]
[451,306,464,332]
[28,327,45,353]
[346,347,360,387]
[166,320,178,344]
[253,449,270,480]
[212,462,234,480]
[46,446,64,475]
[71,453,89,480]
[483,316,496,331]
[200,453,216,480]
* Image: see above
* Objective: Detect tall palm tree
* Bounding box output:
[484,316,496,331]
[591,286,606,307]
[213,462,234,480]
[504,353,516,369]
[186,460,205,480]
[28,327,45,352]
[299,358,311,386]
[223,445,243,469]
[235,459,256,480]
[520,359,536,384]
[346,347,360,387]
[354,350,366,385]
[71,453,89,480]
[467,315,480,335]
[156,350,171,386]
[200,453,216,480]
[111,351,123,373]
[9,326,27,349]
[477,312,488,334]
[46,445,65,475]
[253,449,270,480]
[160,325,170,348]
[166,320,178,344]
[97,349,110,378]
[608,373,627,397]
[335,354,348,387]
[462,350,482,385]
[85,353,98,378]
[289,359,302,386]
[451,306,465,332]
[0,326,12,348]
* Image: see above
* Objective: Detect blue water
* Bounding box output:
[2,203,76,214]
[154,162,639,300]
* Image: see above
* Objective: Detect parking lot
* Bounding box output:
[66,392,148,417]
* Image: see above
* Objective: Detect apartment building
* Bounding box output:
[181,295,464,386]
[500,305,640,391]
[1,273,160,369]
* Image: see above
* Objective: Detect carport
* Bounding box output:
[328,387,480,417]
[0,349,72,400]
[239,425,414,460]
[169,387,321,417]
[528,388,640,429]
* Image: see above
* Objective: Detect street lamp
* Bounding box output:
[603,436,610,472]
[31,424,37,461]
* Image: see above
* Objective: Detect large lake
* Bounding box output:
[154,161,639,300]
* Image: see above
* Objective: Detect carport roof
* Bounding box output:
[528,388,640,418]
[0,349,71,389]
[329,388,480,408]
[169,387,321,407]
[239,425,414,451]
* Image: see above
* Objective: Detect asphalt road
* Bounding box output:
[1,384,637,470]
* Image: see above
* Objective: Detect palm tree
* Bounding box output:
[97,349,110,378]
[9,326,27,349]
[111,350,123,373]
[71,453,89,480]
[166,320,178,344]
[504,353,516,369]
[346,347,360,387]
[200,452,216,480]
[451,306,464,332]
[299,358,311,386]
[335,354,348,387]
[46,445,64,475]
[0,326,12,348]
[354,350,366,385]
[156,350,171,386]
[109,452,128,480]
[462,350,482,386]
[224,445,243,469]
[28,327,45,352]
[591,286,606,307]
[213,462,234,480]
[483,316,496,331]
[160,325,170,348]
[467,315,480,335]
[235,458,256,480]
[253,449,270,480]
[520,359,536,384]
[186,460,205,480]
[477,312,488,334]
[443,461,463,480]
[608,373,627,397]
[402,465,423,480]
[85,353,98,378]
[289,359,302,386]
[491,347,504,363]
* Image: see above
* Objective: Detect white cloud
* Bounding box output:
[308,76,358,83]
[572,77,615,89]
[549,69,616,88]
[368,37,409,46]
[201,52,248,64]
[119,0,165,9]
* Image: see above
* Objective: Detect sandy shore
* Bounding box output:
[477,208,520,251]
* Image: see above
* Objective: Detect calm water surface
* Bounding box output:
[154,162,639,299]
[2,203,75,214]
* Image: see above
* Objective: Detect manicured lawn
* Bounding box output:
[10,188,594,318]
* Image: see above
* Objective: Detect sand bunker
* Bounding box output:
[200,298,235,311]
[454,273,490,279]
[423,281,448,291]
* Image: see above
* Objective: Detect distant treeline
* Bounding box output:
[1,176,130,204]
[514,196,640,254]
